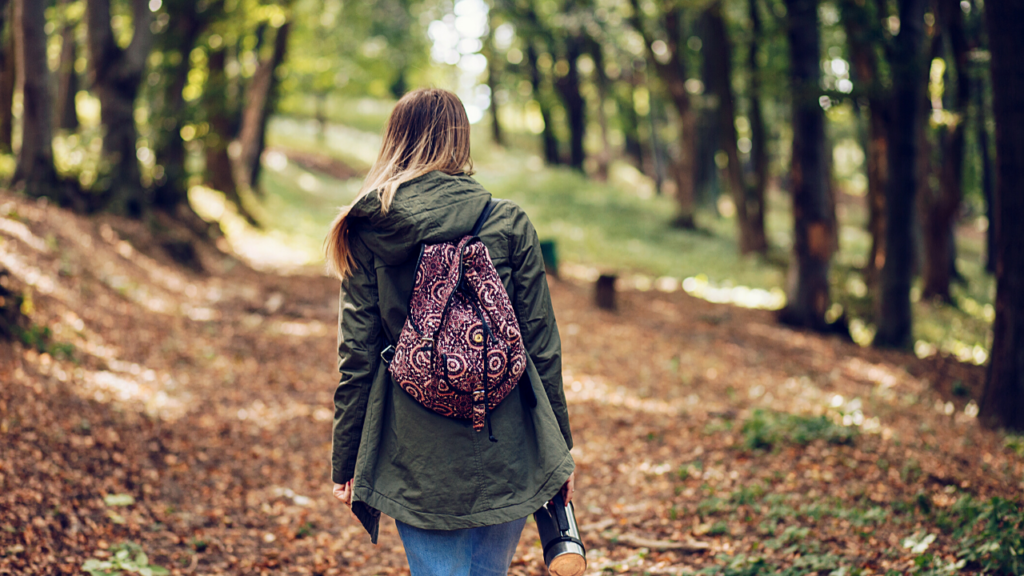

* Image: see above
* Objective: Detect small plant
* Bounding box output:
[82,541,168,576]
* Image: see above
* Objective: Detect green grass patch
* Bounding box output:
[740,409,857,450]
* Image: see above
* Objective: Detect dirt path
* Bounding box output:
[0,192,1020,575]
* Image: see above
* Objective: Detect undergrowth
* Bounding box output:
[740,409,858,450]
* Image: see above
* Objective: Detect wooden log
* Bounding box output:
[595,274,617,310]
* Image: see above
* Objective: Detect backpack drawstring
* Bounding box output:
[485,337,497,442]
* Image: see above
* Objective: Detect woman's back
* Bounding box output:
[333,170,573,540]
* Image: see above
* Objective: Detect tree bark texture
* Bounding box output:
[12,0,61,198]
[55,0,79,131]
[874,0,928,348]
[237,19,291,194]
[778,0,832,330]
[86,0,153,216]
[921,0,969,302]
[0,0,15,154]
[979,0,1024,431]
[745,0,768,254]
[629,0,697,228]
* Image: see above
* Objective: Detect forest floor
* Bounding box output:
[1,188,1023,576]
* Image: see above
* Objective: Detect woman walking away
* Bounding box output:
[325,88,575,576]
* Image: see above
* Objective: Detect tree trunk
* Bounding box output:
[629,0,697,227]
[921,0,969,302]
[86,0,153,216]
[745,0,769,254]
[588,38,611,180]
[152,1,203,211]
[12,0,61,199]
[979,89,995,273]
[0,0,15,154]
[484,15,503,147]
[526,43,560,165]
[204,48,245,215]
[874,0,928,348]
[842,0,889,288]
[237,19,291,194]
[979,0,1024,432]
[778,0,832,330]
[617,65,644,171]
[554,36,585,171]
[55,0,78,132]
[705,2,757,253]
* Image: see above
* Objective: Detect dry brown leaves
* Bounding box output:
[0,190,1021,575]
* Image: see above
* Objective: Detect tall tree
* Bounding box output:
[554,33,586,171]
[483,12,504,147]
[745,0,769,254]
[841,0,889,289]
[703,1,764,254]
[12,0,61,199]
[86,0,154,216]
[202,46,255,224]
[0,0,15,154]
[237,15,292,194]
[588,37,613,179]
[873,0,929,348]
[525,42,561,165]
[151,0,206,212]
[55,0,79,131]
[979,0,1024,431]
[628,0,698,228]
[778,0,833,330]
[921,0,969,301]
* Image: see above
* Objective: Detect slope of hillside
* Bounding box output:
[0,190,1020,576]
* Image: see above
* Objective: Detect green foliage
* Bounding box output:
[740,409,857,450]
[955,497,1024,575]
[15,323,75,361]
[1005,435,1024,458]
[81,541,168,576]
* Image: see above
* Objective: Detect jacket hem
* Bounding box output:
[353,451,574,533]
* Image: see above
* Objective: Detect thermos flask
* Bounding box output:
[533,493,586,576]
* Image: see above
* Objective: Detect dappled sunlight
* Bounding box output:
[189,185,322,273]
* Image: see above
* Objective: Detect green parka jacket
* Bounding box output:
[331,170,574,542]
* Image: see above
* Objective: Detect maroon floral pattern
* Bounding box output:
[388,236,527,431]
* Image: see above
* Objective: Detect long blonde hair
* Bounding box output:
[324,88,474,278]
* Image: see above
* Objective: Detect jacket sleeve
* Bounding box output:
[331,235,382,484]
[508,204,573,450]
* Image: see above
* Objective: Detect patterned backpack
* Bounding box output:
[383,201,528,441]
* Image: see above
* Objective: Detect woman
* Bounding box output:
[324,88,575,576]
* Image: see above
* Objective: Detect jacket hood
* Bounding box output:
[347,171,492,266]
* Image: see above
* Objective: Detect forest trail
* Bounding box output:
[1,190,1020,575]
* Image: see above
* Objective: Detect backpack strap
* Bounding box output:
[471,200,497,237]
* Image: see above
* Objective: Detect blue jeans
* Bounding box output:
[395,517,527,576]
